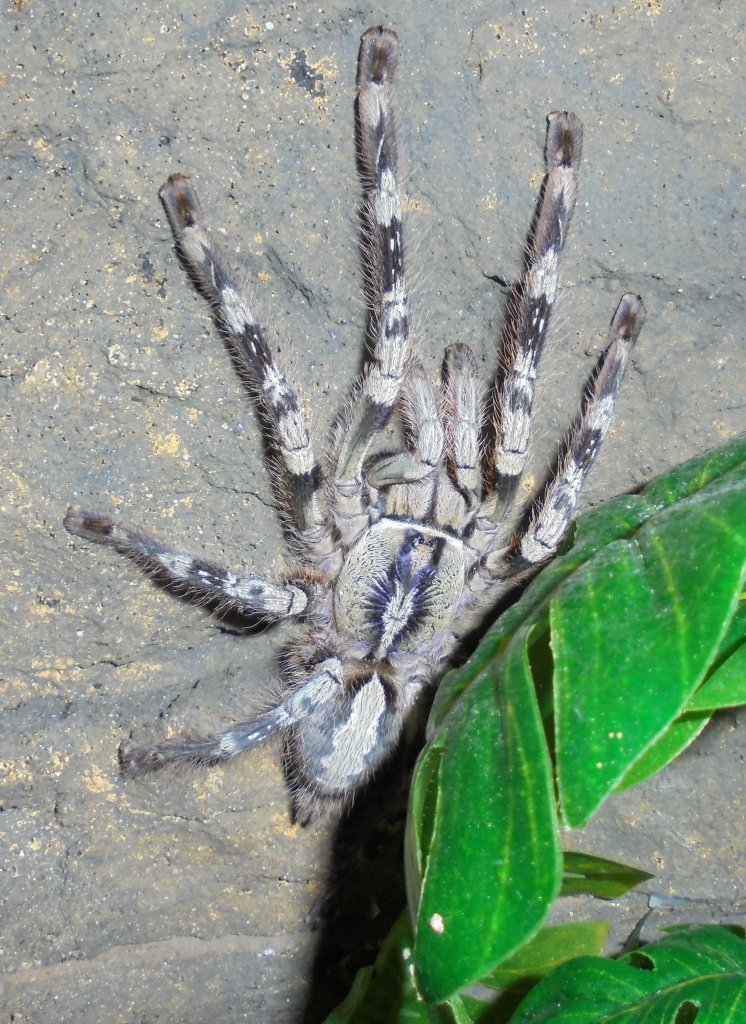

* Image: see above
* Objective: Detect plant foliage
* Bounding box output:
[324,436,746,1021]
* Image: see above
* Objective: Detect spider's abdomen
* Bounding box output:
[334,519,466,657]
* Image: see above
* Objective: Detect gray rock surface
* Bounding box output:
[1,2,743,1021]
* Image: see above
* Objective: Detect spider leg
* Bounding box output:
[332,28,411,537]
[458,293,644,625]
[120,653,406,825]
[368,360,444,488]
[120,705,290,775]
[404,364,446,475]
[159,174,333,560]
[441,343,482,509]
[366,361,444,520]
[482,112,583,520]
[64,506,313,621]
[514,293,645,569]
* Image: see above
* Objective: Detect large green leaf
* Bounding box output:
[509,925,746,1024]
[554,469,746,825]
[409,437,746,1001]
[615,710,711,791]
[617,595,746,788]
[413,625,561,1003]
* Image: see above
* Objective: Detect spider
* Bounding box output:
[64,27,645,824]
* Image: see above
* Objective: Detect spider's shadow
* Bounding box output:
[300,735,419,1024]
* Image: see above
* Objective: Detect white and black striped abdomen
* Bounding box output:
[334,519,466,657]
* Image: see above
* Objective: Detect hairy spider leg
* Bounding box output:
[331,27,412,544]
[458,292,645,622]
[441,343,482,511]
[158,174,333,561]
[120,705,291,775]
[484,112,583,518]
[368,360,445,521]
[514,293,645,569]
[63,506,313,621]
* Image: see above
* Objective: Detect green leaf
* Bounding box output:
[687,641,746,712]
[686,593,746,713]
[616,710,711,790]
[642,436,746,507]
[560,852,653,899]
[481,921,609,992]
[509,925,746,1024]
[413,625,561,1003]
[407,436,746,1007]
[708,583,746,660]
[622,582,746,786]
[554,472,746,826]
[406,737,445,911]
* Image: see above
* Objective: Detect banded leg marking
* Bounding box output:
[120,705,291,775]
[490,112,583,511]
[64,506,311,620]
[159,174,330,553]
[517,293,645,567]
[458,294,645,627]
[333,28,411,516]
[442,343,482,508]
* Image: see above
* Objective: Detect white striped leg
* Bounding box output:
[488,112,583,513]
[332,28,411,524]
[457,294,645,626]
[441,343,483,509]
[367,361,444,488]
[158,174,331,556]
[120,705,292,775]
[515,294,645,568]
[64,506,312,621]
[367,362,444,521]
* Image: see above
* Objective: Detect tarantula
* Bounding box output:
[64,27,644,823]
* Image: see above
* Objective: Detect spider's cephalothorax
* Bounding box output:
[65,27,645,823]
